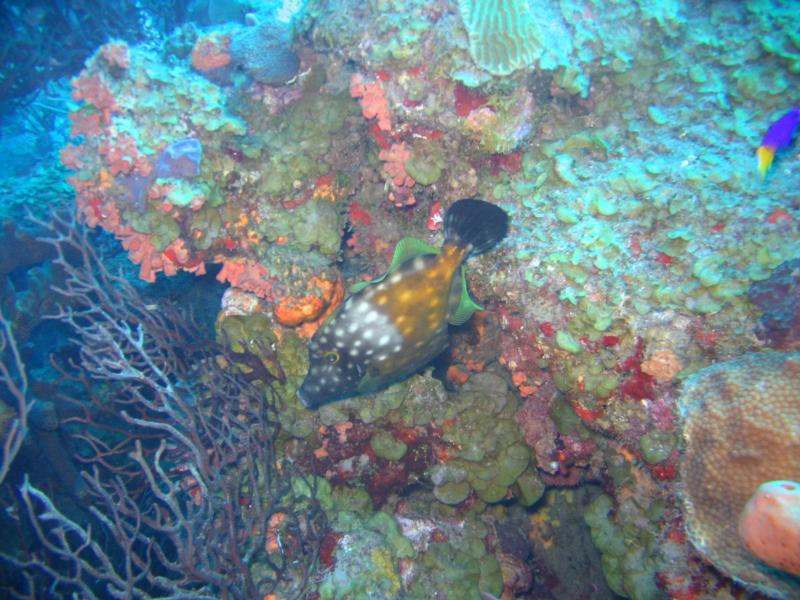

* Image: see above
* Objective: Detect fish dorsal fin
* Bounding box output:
[349,237,438,293]
[389,237,439,271]
[449,267,483,326]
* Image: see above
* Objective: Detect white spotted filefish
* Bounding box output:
[298,198,508,408]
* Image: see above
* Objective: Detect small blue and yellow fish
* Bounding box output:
[298,198,508,408]
[757,107,799,177]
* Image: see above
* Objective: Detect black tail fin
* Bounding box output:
[444,198,509,258]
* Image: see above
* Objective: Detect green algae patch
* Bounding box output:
[370,431,408,461]
[554,154,579,186]
[318,510,413,600]
[405,139,446,185]
[516,470,545,506]
[407,540,483,600]
[646,105,669,125]
[639,430,676,464]
[585,186,619,217]
[556,330,582,354]
[433,480,471,505]
[427,372,536,506]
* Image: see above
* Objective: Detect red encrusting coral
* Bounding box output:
[515,381,559,473]
[616,338,656,400]
[98,133,151,177]
[71,74,119,114]
[319,531,342,569]
[191,32,232,73]
[99,42,131,70]
[453,82,487,117]
[296,419,439,508]
[69,110,104,137]
[60,144,86,170]
[348,201,372,226]
[488,152,522,176]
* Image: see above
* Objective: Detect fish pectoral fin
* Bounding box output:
[349,280,371,293]
[448,266,483,326]
[350,237,438,293]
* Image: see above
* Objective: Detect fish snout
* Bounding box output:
[297,380,320,409]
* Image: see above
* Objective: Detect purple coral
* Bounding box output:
[154,137,203,179]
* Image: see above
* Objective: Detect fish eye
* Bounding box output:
[323,350,340,364]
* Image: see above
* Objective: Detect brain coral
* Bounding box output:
[457,0,539,76]
[230,18,299,84]
[678,352,800,598]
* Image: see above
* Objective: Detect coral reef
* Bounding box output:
[739,480,800,577]
[678,352,800,598]
[4,0,799,597]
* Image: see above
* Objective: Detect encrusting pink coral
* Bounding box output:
[118,230,161,283]
[350,73,392,131]
[216,259,274,299]
[379,142,415,188]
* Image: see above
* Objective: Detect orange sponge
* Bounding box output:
[738,480,800,575]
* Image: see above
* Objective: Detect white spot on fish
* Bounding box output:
[413,256,426,271]
[356,301,370,314]
[365,311,379,324]
[378,334,390,346]
[335,328,345,337]
[363,329,374,340]
[353,339,363,348]
[393,344,402,353]
[348,322,358,334]
[389,273,403,284]
[377,354,388,361]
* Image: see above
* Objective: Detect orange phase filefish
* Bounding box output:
[298,198,509,408]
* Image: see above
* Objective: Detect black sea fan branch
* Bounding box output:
[0,212,326,598]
